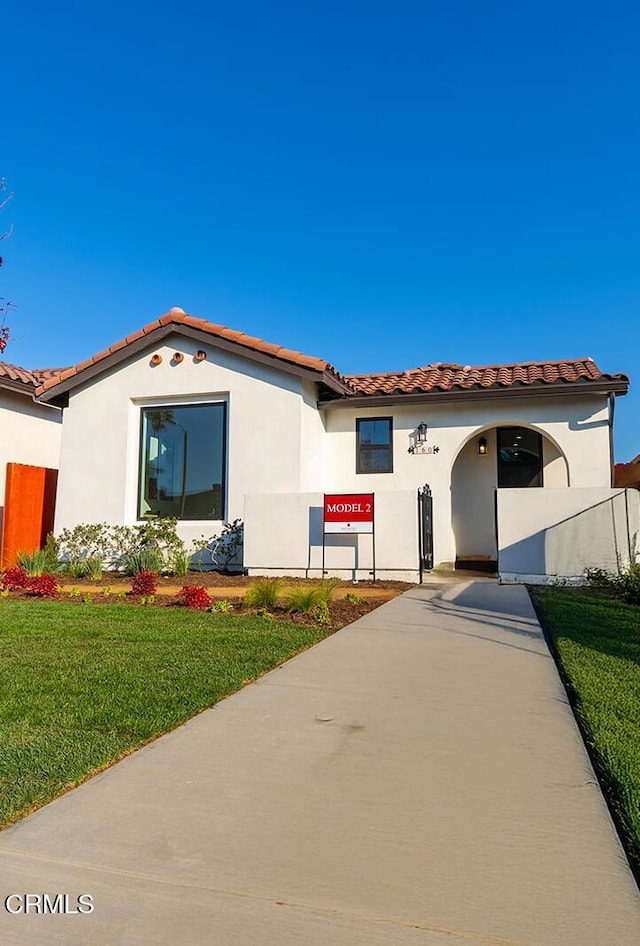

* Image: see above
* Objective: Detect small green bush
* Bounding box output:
[122,547,164,577]
[285,587,322,614]
[344,591,364,604]
[169,548,191,578]
[16,547,58,577]
[83,555,103,581]
[618,563,640,605]
[311,603,330,625]
[210,599,233,612]
[66,559,89,579]
[586,563,640,605]
[316,578,341,606]
[244,578,284,611]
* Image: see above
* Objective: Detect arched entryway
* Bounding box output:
[451,425,568,570]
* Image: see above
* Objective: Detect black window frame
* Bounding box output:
[137,401,227,521]
[356,417,394,474]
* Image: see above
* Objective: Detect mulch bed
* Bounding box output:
[2,574,413,630]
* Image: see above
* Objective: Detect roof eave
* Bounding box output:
[318,379,629,410]
[0,378,37,397]
[36,322,350,402]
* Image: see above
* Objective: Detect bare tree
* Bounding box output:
[0,177,14,354]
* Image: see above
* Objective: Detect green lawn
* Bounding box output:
[530,586,640,872]
[0,600,331,827]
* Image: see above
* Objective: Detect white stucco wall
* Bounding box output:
[0,390,62,536]
[497,487,640,581]
[299,380,327,491]
[244,490,419,580]
[54,335,313,547]
[323,394,610,567]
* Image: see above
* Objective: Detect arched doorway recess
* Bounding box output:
[450,425,569,570]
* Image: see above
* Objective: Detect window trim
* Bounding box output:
[356,416,394,474]
[137,400,228,521]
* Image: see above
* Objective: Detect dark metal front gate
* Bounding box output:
[417,484,434,581]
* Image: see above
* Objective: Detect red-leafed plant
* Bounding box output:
[1,565,29,591]
[176,585,212,610]
[131,570,158,597]
[26,573,60,597]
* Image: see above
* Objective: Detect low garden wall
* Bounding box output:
[244,490,420,581]
[497,487,640,583]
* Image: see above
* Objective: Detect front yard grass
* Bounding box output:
[0,600,333,827]
[530,586,640,874]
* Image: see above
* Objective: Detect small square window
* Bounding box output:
[356,418,393,473]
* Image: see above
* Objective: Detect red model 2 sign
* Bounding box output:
[324,493,374,534]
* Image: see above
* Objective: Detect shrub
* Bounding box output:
[26,573,60,598]
[316,578,341,606]
[131,570,159,597]
[244,577,284,611]
[57,522,111,563]
[42,533,61,572]
[83,555,103,580]
[122,547,164,577]
[66,559,89,579]
[585,567,614,590]
[191,519,244,571]
[57,519,183,573]
[285,586,322,614]
[1,566,29,591]
[210,598,233,612]
[618,563,640,605]
[311,603,330,625]
[134,518,184,563]
[176,585,212,610]
[586,563,640,605]
[17,546,59,577]
[344,591,364,604]
[169,547,191,578]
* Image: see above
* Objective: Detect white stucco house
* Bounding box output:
[3,307,637,582]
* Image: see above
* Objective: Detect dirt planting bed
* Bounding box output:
[3,573,413,630]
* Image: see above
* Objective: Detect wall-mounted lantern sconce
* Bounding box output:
[478,436,488,456]
[408,422,429,454]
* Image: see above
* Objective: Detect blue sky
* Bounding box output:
[3,1,639,460]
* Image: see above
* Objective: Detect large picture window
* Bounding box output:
[356,417,393,473]
[138,403,226,520]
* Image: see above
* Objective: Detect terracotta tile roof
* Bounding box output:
[31,307,629,402]
[614,457,640,488]
[36,307,351,397]
[344,358,629,397]
[0,360,66,390]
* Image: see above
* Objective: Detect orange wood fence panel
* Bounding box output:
[0,464,58,569]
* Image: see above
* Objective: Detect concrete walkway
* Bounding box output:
[1,581,640,945]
